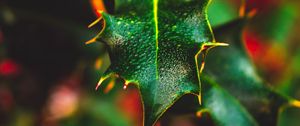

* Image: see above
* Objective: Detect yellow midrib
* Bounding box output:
[154,0,159,79]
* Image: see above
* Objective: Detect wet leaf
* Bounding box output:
[92,0,225,126]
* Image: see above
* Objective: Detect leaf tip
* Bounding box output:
[212,42,229,47]
[123,80,130,90]
[198,94,202,105]
[122,80,138,90]
[88,17,103,28]
[85,37,97,45]
[95,73,113,91]
[202,42,229,49]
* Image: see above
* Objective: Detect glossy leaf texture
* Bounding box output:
[200,76,258,126]
[91,0,225,126]
[202,18,300,126]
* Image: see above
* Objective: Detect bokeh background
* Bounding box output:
[0,0,300,126]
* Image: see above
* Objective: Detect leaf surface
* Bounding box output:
[93,0,224,125]
[201,76,258,126]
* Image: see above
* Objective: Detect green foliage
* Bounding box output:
[93,0,228,125]
[202,19,299,126]
[201,76,258,126]
[92,0,300,126]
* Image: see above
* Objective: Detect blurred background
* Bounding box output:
[0,0,300,126]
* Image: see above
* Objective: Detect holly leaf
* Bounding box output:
[203,18,300,125]
[201,76,259,126]
[90,0,226,126]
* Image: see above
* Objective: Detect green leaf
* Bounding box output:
[201,76,258,126]
[203,18,299,125]
[92,0,225,126]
